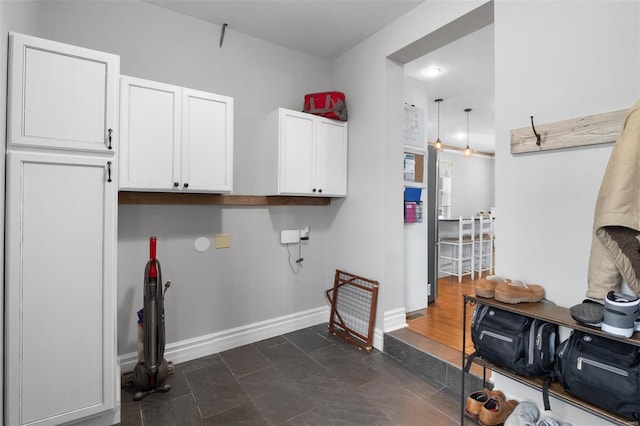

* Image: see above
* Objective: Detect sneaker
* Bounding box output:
[465,388,506,419]
[479,398,519,426]
[505,401,539,426]
[494,280,545,304]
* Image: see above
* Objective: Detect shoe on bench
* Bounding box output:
[494,280,544,304]
[475,275,509,298]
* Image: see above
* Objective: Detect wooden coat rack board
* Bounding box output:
[510,109,627,154]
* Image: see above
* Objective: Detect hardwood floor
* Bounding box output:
[406,274,484,355]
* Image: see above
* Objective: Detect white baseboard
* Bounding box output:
[383,307,407,333]
[119,306,330,373]
[373,307,407,352]
[368,307,407,352]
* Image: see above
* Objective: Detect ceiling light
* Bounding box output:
[464,108,472,158]
[434,98,443,150]
[424,67,442,78]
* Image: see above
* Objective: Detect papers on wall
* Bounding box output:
[404,104,425,148]
[404,153,416,181]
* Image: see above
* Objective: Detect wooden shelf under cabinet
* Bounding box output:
[462,295,639,426]
[118,192,331,206]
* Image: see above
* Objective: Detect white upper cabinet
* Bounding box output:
[316,117,348,196]
[181,88,234,192]
[119,77,180,190]
[119,76,233,193]
[279,110,316,194]
[8,32,119,153]
[268,108,347,196]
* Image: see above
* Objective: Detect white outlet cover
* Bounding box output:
[194,236,210,252]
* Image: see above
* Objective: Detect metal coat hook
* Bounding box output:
[220,23,228,48]
[530,116,541,146]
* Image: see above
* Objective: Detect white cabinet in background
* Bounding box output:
[6,32,119,426]
[266,108,347,196]
[119,76,233,193]
[7,32,119,152]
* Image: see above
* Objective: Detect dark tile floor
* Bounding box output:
[120,324,468,425]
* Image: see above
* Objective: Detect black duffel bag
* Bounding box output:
[555,330,640,421]
[466,304,558,378]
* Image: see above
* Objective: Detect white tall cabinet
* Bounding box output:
[266,108,347,196]
[6,32,119,425]
[119,76,233,193]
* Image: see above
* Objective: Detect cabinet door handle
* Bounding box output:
[318,189,323,193]
[173,182,179,187]
[107,129,113,150]
[312,188,317,193]
[107,161,112,183]
[183,183,189,188]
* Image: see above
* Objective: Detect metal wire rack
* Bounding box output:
[325,269,379,353]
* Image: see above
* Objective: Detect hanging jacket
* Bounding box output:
[587,100,640,299]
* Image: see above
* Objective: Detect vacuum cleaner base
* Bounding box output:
[132,357,170,400]
[133,383,171,401]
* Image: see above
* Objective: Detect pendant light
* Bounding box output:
[464,108,472,157]
[434,98,443,150]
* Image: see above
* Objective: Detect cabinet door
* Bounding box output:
[316,118,348,196]
[8,32,119,153]
[279,110,315,195]
[119,76,181,190]
[181,89,233,192]
[5,152,117,426]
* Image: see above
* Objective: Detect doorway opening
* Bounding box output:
[393,2,495,350]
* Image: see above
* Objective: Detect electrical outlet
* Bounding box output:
[300,227,310,240]
[281,229,300,244]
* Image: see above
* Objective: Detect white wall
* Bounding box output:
[0,0,341,358]
[492,1,640,423]
[495,0,639,309]
[440,150,495,218]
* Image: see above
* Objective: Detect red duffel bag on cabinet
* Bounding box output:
[303,91,347,121]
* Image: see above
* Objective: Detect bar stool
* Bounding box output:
[438,216,475,283]
[475,213,494,277]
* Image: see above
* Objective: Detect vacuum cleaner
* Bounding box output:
[132,236,171,400]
